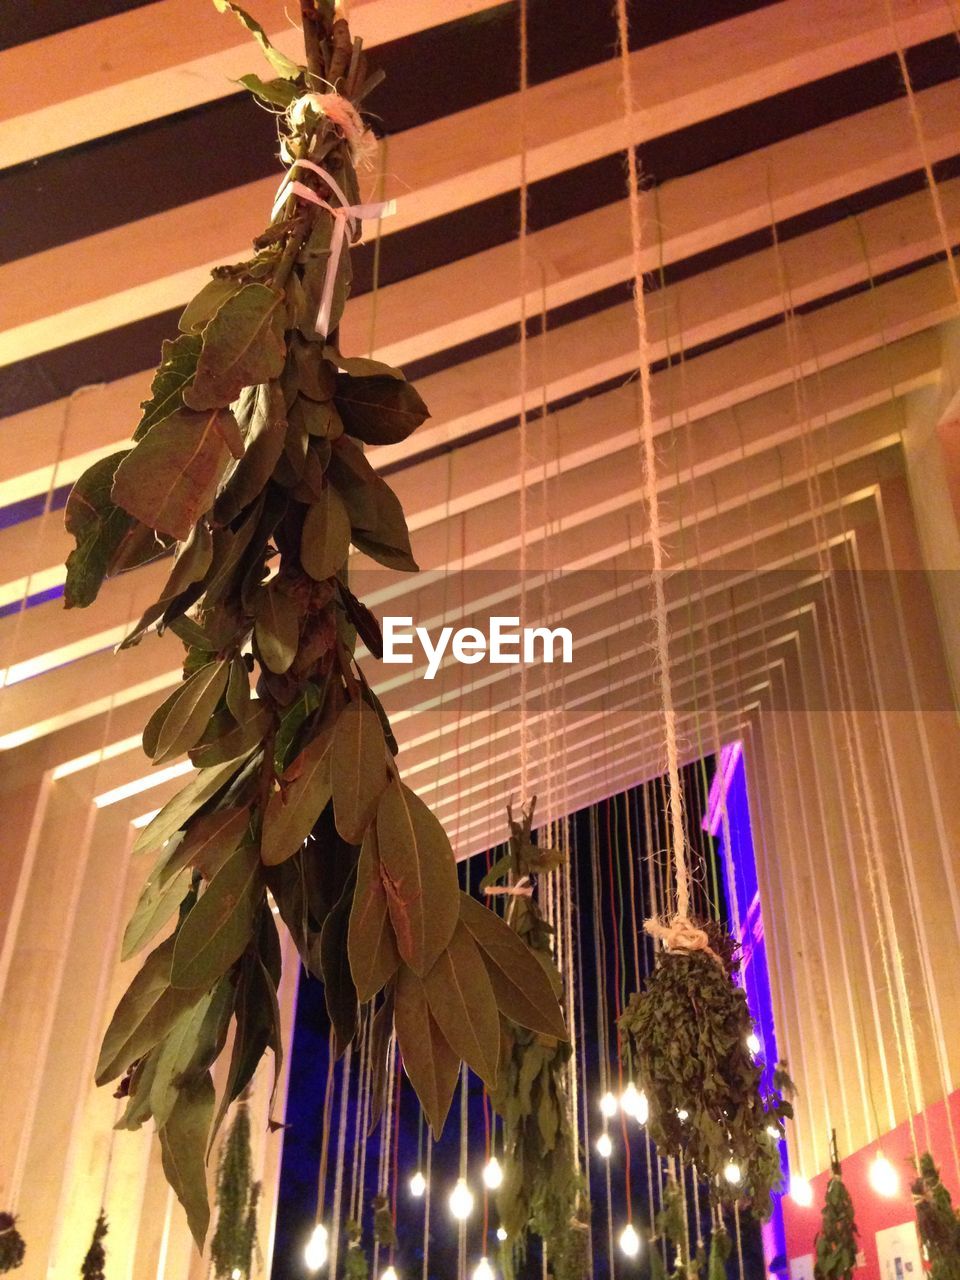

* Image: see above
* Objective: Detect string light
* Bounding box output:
[619,1223,641,1258]
[482,1157,504,1190]
[676,1109,689,1121]
[766,1125,781,1139]
[231,1271,242,1280]
[723,1162,742,1185]
[620,1082,648,1123]
[600,1091,618,1118]
[596,1132,613,1159]
[496,1226,508,1242]
[381,1269,399,1280]
[746,1032,761,1056]
[409,1170,426,1198]
[449,1178,475,1220]
[790,1175,814,1206]
[304,1222,329,1270]
[472,1259,496,1280]
[869,1153,900,1197]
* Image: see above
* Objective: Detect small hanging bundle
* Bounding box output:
[912,1152,960,1280]
[814,1132,859,1280]
[80,1211,108,1280]
[485,802,589,1280]
[342,1219,369,1279]
[618,919,794,1217]
[211,1101,259,1280]
[0,1213,25,1273]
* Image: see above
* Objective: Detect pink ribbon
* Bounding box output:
[272,157,394,337]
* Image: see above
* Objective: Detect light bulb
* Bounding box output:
[596,1132,613,1159]
[231,1271,242,1280]
[496,1226,508,1242]
[483,1156,504,1190]
[746,1032,761,1056]
[449,1177,475,1220]
[620,1082,640,1117]
[304,1222,329,1270]
[409,1170,426,1198]
[723,1161,742,1185]
[619,1223,641,1258]
[677,1109,689,1121]
[635,1089,649,1125]
[869,1154,900,1197]
[600,1091,618,1118]
[381,1269,399,1280]
[766,1125,781,1140]
[790,1175,814,1207]
[472,1259,496,1280]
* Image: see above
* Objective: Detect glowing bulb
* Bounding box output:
[619,1223,641,1258]
[766,1125,781,1139]
[790,1175,814,1207]
[472,1259,496,1280]
[304,1222,329,1270]
[677,1109,689,1121]
[381,1269,399,1280]
[409,1170,426,1198]
[746,1032,761,1056]
[483,1156,504,1190]
[869,1154,900,1197]
[496,1226,508,1242]
[635,1089,649,1125]
[723,1162,742,1185]
[232,1271,242,1280]
[600,1091,618,1118]
[596,1132,613,1159]
[449,1178,475,1221]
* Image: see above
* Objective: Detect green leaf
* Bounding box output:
[171,841,262,989]
[331,698,388,843]
[226,656,251,721]
[122,864,192,960]
[96,936,206,1084]
[423,921,500,1089]
[112,407,236,540]
[334,374,429,446]
[158,1072,215,1249]
[261,729,333,866]
[366,982,395,1136]
[215,383,288,525]
[63,451,137,608]
[211,947,279,1145]
[212,0,302,78]
[179,277,244,336]
[324,348,404,380]
[135,333,202,439]
[375,779,459,977]
[132,756,249,857]
[142,660,230,765]
[190,703,273,769]
[254,581,300,675]
[120,521,214,649]
[149,978,232,1127]
[290,395,342,440]
[238,72,300,107]
[459,893,568,1041]
[293,338,337,400]
[301,486,351,581]
[349,475,418,573]
[348,823,399,1002]
[115,1050,160,1131]
[184,283,286,411]
[161,804,252,883]
[394,965,460,1137]
[273,681,324,773]
[320,873,359,1058]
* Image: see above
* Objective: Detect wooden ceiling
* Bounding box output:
[2,0,959,859]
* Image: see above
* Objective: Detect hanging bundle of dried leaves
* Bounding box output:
[0,1214,25,1273]
[618,920,793,1217]
[343,1219,369,1279]
[211,1102,258,1279]
[80,1211,108,1280]
[814,1132,859,1280]
[65,0,566,1249]
[912,1152,960,1280]
[484,803,589,1280]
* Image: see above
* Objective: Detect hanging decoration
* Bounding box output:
[814,1132,859,1280]
[912,1153,960,1280]
[63,0,567,1250]
[618,922,794,1215]
[80,1211,108,1280]
[342,1219,369,1279]
[211,1101,259,1279]
[484,802,590,1280]
[0,1214,25,1273]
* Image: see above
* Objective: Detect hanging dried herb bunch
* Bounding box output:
[211,1101,259,1279]
[912,1152,960,1280]
[618,919,793,1217]
[80,1211,108,1280]
[65,0,566,1250]
[814,1132,859,1280]
[484,802,589,1280]
[0,1214,25,1273]
[343,1219,369,1279]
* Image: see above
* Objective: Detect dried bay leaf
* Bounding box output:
[135,333,201,439]
[260,728,333,866]
[238,72,299,108]
[254,581,300,674]
[112,408,236,540]
[132,756,250,858]
[122,864,193,961]
[423,921,500,1089]
[212,0,301,78]
[143,660,230,765]
[179,277,244,336]
[331,698,387,843]
[459,893,568,1041]
[184,283,286,411]
[162,804,252,885]
[171,841,262,990]
[375,779,459,977]
[349,475,418,573]
[226,656,251,721]
[63,450,139,608]
[334,373,429,445]
[189,702,272,769]
[158,1071,215,1249]
[348,823,399,1002]
[149,977,232,1127]
[301,485,351,581]
[214,383,287,526]
[290,395,342,440]
[210,947,279,1145]
[120,521,213,649]
[319,870,359,1057]
[394,965,459,1137]
[323,348,404,380]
